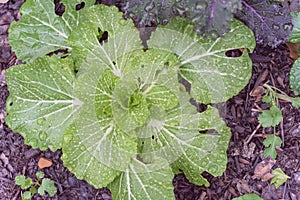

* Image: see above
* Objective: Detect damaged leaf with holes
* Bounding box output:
[6,2,256,200]
[8,0,95,62]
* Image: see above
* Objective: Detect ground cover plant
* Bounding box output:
[15,171,57,200]
[2,0,300,199]
[5,0,257,199]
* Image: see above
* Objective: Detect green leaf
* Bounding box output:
[15,175,32,190]
[8,0,94,61]
[263,135,282,159]
[289,12,300,43]
[37,178,57,197]
[109,157,174,200]
[232,193,263,200]
[262,95,273,104]
[62,124,123,188]
[22,191,32,200]
[36,171,44,179]
[170,106,231,186]
[291,97,300,108]
[271,168,290,189]
[290,58,300,95]
[258,106,282,127]
[6,56,80,151]
[148,17,255,104]
[68,5,142,71]
[29,186,37,195]
[129,91,150,126]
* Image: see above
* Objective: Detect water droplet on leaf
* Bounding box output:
[272,24,280,30]
[37,117,46,126]
[80,145,86,151]
[39,131,47,141]
[144,2,154,12]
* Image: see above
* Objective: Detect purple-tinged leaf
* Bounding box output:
[235,0,293,47]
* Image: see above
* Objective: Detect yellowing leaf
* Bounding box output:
[271,168,290,189]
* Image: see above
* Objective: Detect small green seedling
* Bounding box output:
[271,168,290,189]
[15,171,57,199]
[258,83,300,159]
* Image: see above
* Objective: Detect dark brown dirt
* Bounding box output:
[1,1,300,200]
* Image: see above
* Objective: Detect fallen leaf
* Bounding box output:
[250,86,265,97]
[286,42,300,60]
[252,158,275,181]
[38,157,53,169]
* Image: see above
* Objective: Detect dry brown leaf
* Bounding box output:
[286,42,300,60]
[38,157,53,169]
[252,158,275,181]
[250,86,265,97]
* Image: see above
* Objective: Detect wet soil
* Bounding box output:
[1,1,300,199]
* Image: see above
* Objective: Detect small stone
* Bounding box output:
[38,157,53,169]
[294,172,300,185]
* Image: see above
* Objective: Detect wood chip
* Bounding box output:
[38,157,53,169]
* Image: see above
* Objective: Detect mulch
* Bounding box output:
[1,1,300,199]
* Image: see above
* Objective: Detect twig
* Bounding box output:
[280,120,284,148]
[246,124,261,144]
[282,181,287,200]
[0,176,13,183]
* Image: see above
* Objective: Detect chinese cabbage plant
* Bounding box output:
[6,1,255,199]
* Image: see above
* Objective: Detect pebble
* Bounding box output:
[294,172,300,185]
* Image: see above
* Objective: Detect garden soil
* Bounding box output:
[1,1,300,199]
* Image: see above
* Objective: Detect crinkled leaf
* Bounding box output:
[129,91,150,126]
[290,58,300,95]
[123,0,176,26]
[271,168,290,188]
[37,178,57,197]
[15,175,32,190]
[8,0,94,61]
[233,194,263,200]
[112,50,180,133]
[289,12,300,43]
[149,17,255,104]
[6,56,80,151]
[109,157,174,200]
[258,106,282,127]
[123,0,242,38]
[176,0,241,37]
[235,0,293,47]
[263,134,282,159]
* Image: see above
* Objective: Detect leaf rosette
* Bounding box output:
[6,2,256,199]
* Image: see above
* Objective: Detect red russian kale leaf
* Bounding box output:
[123,0,176,26]
[123,0,242,37]
[175,0,241,37]
[235,0,293,47]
